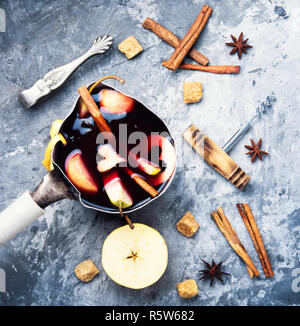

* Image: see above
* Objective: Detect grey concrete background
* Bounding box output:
[0,0,299,306]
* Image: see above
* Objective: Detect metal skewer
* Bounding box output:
[222,92,276,153]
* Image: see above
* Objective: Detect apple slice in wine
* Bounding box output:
[139,135,176,186]
[100,89,135,114]
[136,157,161,176]
[79,76,126,118]
[97,144,126,172]
[97,144,161,176]
[102,169,133,209]
[65,150,99,195]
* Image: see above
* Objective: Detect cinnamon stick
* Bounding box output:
[124,167,158,198]
[77,86,158,198]
[180,64,240,74]
[210,207,259,277]
[246,265,254,278]
[215,207,259,278]
[237,203,274,277]
[162,5,213,71]
[77,86,111,134]
[142,17,209,66]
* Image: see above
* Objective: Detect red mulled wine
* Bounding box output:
[53,83,176,212]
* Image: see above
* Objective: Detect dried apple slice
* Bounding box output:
[102,223,168,289]
[65,150,99,195]
[102,170,133,209]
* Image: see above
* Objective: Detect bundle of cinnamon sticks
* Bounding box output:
[162,4,212,71]
[211,207,259,278]
[211,205,274,278]
[142,4,240,74]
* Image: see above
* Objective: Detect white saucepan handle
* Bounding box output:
[0,191,45,248]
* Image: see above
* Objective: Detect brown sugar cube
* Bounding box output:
[177,279,199,298]
[74,259,99,282]
[118,36,143,59]
[183,81,203,104]
[177,211,199,237]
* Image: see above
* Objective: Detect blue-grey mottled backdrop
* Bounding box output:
[0,0,299,306]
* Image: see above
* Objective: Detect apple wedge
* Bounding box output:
[100,89,135,114]
[97,144,126,172]
[102,170,133,209]
[146,135,176,186]
[79,76,125,118]
[97,144,161,177]
[128,135,175,185]
[102,223,168,289]
[137,157,161,176]
[65,150,99,195]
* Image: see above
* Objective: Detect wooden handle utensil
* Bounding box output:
[182,124,250,190]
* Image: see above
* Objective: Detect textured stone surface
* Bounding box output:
[0,0,299,306]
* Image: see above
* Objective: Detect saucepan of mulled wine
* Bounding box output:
[0,76,176,247]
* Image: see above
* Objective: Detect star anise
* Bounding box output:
[199,259,230,286]
[226,32,252,59]
[245,138,269,162]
